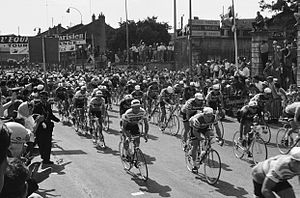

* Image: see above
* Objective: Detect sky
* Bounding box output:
[0,0,272,36]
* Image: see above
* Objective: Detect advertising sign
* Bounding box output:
[191,19,220,37]
[58,33,86,52]
[0,36,29,54]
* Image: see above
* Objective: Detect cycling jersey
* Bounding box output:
[252,155,300,184]
[89,97,105,112]
[56,86,67,100]
[74,90,87,108]
[189,113,216,130]
[119,98,133,116]
[158,88,174,104]
[131,90,144,101]
[122,108,147,125]
[182,98,204,113]
[147,84,160,100]
[206,90,223,110]
[285,102,300,119]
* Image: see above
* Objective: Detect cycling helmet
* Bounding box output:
[264,88,272,94]
[248,101,258,107]
[135,85,141,91]
[195,93,204,100]
[131,99,141,107]
[290,147,300,161]
[203,107,214,115]
[179,81,184,85]
[124,94,133,100]
[142,80,147,84]
[190,82,195,87]
[95,91,103,97]
[167,86,174,94]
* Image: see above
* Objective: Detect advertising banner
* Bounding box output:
[0,36,29,54]
[58,33,86,52]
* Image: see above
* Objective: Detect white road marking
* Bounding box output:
[131,191,144,196]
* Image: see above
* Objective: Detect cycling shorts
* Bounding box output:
[190,127,211,140]
[124,123,140,136]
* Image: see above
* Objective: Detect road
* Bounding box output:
[32,106,300,198]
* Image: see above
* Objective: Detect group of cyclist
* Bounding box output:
[2,65,300,197]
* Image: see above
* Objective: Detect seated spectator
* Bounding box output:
[0,158,42,198]
[252,11,265,31]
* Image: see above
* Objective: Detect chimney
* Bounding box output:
[92,14,96,22]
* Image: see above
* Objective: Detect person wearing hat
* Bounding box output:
[32,91,60,165]
[251,147,300,198]
[181,93,205,150]
[121,99,149,161]
[0,122,10,193]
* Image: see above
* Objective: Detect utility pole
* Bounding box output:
[189,0,192,67]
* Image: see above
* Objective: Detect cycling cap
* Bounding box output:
[80,86,87,91]
[248,101,258,107]
[124,94,133,100]
[135,85,141,91]
[37,84,44,91]
[213,84,220,90]
[203,107,214,114]
[131,99,141,107]
[264,88,272,94]
[6,122,30,157]
[167,86,174,94]
[290,147,300,161]
[195,93,204,100]
[95,91,103,97]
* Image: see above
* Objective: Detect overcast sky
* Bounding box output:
[0,0,270,36]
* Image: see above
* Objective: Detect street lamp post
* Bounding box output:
[66,7,83,24]
[125,0,130,66]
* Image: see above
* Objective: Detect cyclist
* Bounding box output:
[72,86,88,126]
[131,85,144,103]
[237,101,261,155]
[119,94,134,130]
[251,147,300,198]
[121,99,149,161]
[146,79,160,114]
[158,86,175,129]
[282,102,300,146]
[181,93,205,149]
[250,87,273,112]
[188,107,217,174]
[205,83,225,145]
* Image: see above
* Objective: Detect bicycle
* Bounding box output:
[232,122,268,164]
[159,104,180,136]
[276,118,300,154]
[119,134,148,181]
[74,108,88,135]
[102,106,110,131]
[90,115,106,149]
[184,129,221,185]
[148,100,161,125]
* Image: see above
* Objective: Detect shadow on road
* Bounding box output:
[195,174,249,198]
[143,152,156,165]
[36,188,60,197]
[96,145,120,156]
[131,177,172,197]
[214,179,249,198]
[220,162,233,171]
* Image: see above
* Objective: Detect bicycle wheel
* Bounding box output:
[135,148,148,181]
[118,140,131,170]
[167,115,180,136]
[203,149,221,185]
[152,107,161,126]
[103,111,109,131]
[259,122,271,144]
[276,128,296,154]
[232,131,245,159]
[184,144,193,172]
[251,137,268,164]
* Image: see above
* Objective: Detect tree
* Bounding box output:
[107,16,171,52]
[259,0,297,13]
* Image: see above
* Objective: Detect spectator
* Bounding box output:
[252,11,265,31]
[260,40,269,70]
[0,123,10,193]
[33,91,60,165]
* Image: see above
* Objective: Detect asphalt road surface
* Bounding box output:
[31,105,300,198]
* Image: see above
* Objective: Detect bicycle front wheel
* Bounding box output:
[260,124,271,144]
[204,149,221,185]
[118,141,131,171]
[167,115,180,136]
[276,127,296,154]
[135,148,148,181]
[232,131,245,159]
[251,137,268,164]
